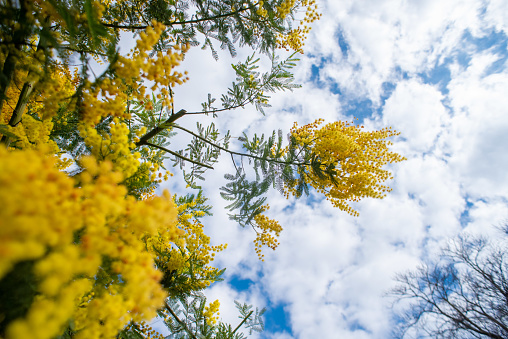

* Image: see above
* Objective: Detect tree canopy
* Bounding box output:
[0,1,405,338]
[391,232,508,339]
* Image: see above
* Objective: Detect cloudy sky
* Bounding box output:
[152,0,508,338]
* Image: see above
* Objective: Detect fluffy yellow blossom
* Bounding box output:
[203,299,220,325]
[276,0,321,52]
[0,148,180,339]
[79,119,141,178]
[7,115,60,154]
[276,0,296,19]
[146,197,227,296]
[0,149,81,279]
[253,205,283,261]
[256,1,268,17]
[284,119,406,216]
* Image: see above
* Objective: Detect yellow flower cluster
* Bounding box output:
[8,115,60,153]
[36,66,79,121]
[80,80,130,126]
[276,0,321,52]
[0,148,180,339]
[8,280,92,339]
[253,205,283,261]
[0,149,81,279]
[124,148,174,200]
[0,3,211,339]
[126,321,165,339]
[256,1,268,17]
[115,22,189,110]
[146,197,227,295]
[301,0,321,22]
[79,22,189,126]
[277,27,310,52]
[270,142,286,157]
[285,119,406,216]
[276,0,296,19]
[203,299,221,326]
[79,118,141,178]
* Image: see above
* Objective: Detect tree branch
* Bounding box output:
[135,109,186,147]
[164,300,198,339]
[171,124,309,167]
[232,310,253,335]
[144,141,214,170]
[101,4,256,30]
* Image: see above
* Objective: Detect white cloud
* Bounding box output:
[484,0,508,34]
[266,332,294,339]
[305,0,483,104]
[464,199,508,236]
[382,79,448,153]
[446,52,508,198]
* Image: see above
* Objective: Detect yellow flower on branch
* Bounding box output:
[253,204,283,261]
[203,299,220,325]
[0,148,180,339]
[284,119,406,216]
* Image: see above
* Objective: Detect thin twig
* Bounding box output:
[164,301,198,339]
[232,310,254,335]
[101,4,257,30]
[144,141,214,169]
[172,124,309,167]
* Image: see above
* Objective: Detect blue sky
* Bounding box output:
[154,0,508,338]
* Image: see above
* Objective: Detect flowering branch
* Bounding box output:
[171,124,310,167]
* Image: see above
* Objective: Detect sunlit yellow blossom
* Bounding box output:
[284,119,406,216]
[145,196,227,296]
[0,148,180,339]
[253,205,283,261]
[203,299,220,325]
[276,0,321,52]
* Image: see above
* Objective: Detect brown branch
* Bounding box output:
[1,26,48,147]
[135,109,186,147]
[232,310,253,335]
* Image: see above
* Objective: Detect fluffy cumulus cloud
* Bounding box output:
[159,0,508,338]
[445,52,508,198]
[382,79,447,152]
[306,0,484,102]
